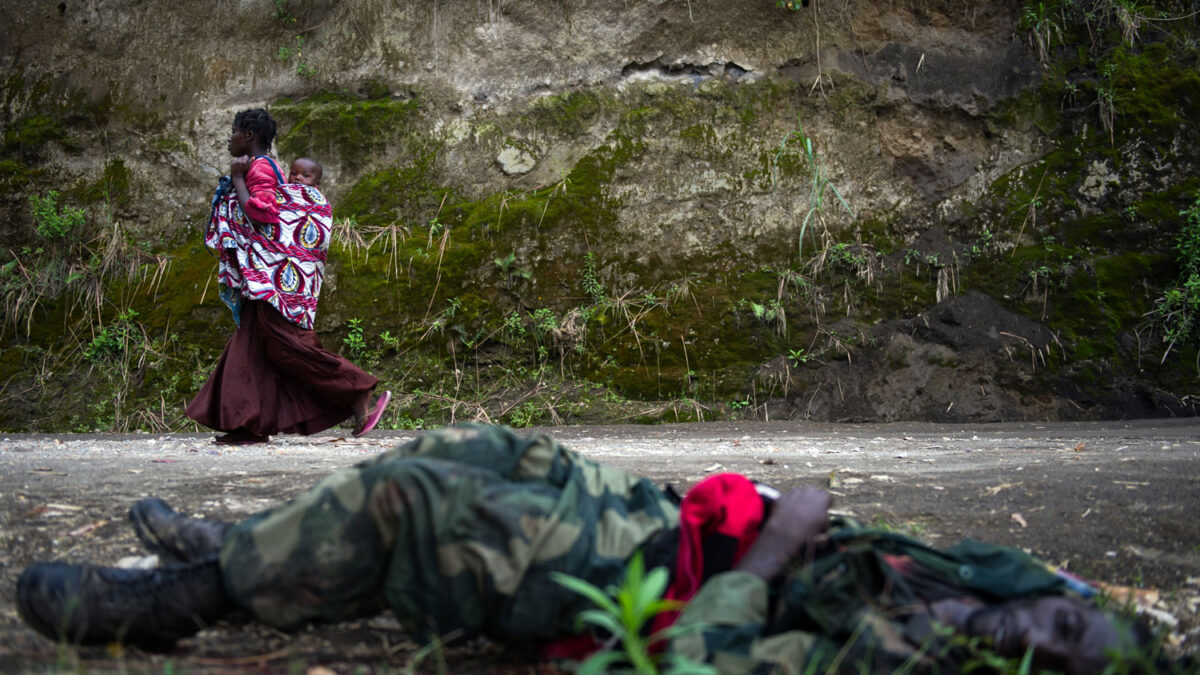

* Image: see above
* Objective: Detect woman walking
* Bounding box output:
[187,108,389,444]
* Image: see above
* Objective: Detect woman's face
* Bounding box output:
[227,125,252,157]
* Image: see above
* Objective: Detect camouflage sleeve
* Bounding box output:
[221,424,679,645]
[672,571,834,674]
[675,565,959,674]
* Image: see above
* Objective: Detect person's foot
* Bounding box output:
[213,431,269,445]
[352,390,391,437]
[129,498,233,564]
[16,556,231,649]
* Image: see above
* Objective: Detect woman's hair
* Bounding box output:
[232,108,277,151]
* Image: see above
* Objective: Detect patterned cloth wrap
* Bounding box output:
[205,157,332,329]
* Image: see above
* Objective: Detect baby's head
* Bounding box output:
[288,157,323,187]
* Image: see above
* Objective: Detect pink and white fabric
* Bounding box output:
[205,158,332,330]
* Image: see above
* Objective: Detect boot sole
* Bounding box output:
[129,499,188,564]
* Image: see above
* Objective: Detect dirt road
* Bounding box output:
[2,419,1198,673]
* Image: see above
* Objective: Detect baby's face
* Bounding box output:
[288,159,322,187]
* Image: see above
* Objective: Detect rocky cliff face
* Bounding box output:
[1,0,1197,430]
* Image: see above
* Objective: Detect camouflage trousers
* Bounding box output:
[219,424,680,643]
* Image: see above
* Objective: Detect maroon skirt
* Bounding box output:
[186,300,379,436]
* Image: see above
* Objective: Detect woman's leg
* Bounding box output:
[185,301,277,437]
[251,300,379,435]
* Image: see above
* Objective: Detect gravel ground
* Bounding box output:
[2,418,1198,673]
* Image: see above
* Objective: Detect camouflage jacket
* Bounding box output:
[672,521,1070,674]
[220,424,680,643]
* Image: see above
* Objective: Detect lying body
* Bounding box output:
[17,424,1152,673]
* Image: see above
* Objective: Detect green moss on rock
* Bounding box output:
[273,91,422,170]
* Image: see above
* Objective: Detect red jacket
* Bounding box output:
[242,157,281,224]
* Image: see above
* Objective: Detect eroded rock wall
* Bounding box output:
[1,0,1196,429]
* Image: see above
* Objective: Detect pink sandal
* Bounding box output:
[353,390,391,437]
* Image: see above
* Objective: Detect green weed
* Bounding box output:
[825,242,867,271]
[1149,195,1200,365]
[582,251,607,305]
[1021,2,1066,65]
[770,116,854,260]
[84,309,143,364]
[551,553,716,675]
[493,252,532,290]
[29,191,86,240]
[3,191,169,344]
[277,35,316,78]
[787,348,810,366]
[1096,62,1121,144]
[274,0,299,25]
[749,299,786,337]
[506,400,543,428]
[343,317,371,364]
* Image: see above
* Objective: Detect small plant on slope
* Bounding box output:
[1149,195,1200,367]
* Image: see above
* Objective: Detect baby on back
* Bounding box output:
[288,157,322,188]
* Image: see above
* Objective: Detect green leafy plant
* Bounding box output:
[771,116,854,260]
[1109,0,1158,47]
[1150,196,1200,365]
[29,191,86,240]
[494,252,532,289]
[502,310,527,343]
[749,299,787,337]
[274,0,299,24]
[787,348,810,366]
[4,191,168,344]
[494,251,516,274]
[1096,62,1121,144]
[395,415,428,430]
[1028,263,1054,290]
[428,215,445,238]
[532,307,559,336]
[582,251,608,305]
[379,330,401,353]
[84,309,142,364]
[1021,1,1065,65]
[967,226,1001,260]
[551,553,717,675]
[506,401,543,428]
[904,249,941,268]
[825,242,868,272]
[343,317,371,363]
[276,35,315,78]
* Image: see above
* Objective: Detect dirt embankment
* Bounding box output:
[3,1,1197,432]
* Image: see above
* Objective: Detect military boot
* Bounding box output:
[129,498,232,563]
[16,554,232,649]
